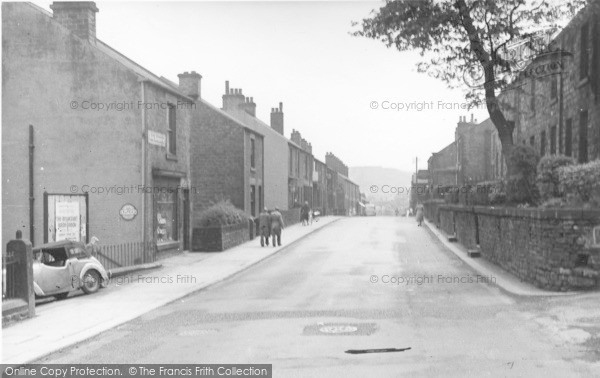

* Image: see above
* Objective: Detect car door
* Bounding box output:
[35,249,76,295]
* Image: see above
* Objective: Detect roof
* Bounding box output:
[225,108,302,149]
[26,2,192,102]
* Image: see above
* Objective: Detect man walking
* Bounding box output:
[300,201,310,226]
[258,208,271,247]
[270,207,285,247]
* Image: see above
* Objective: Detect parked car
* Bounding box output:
[33,240,109,300]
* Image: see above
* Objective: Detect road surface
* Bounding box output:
[36,217,599,377]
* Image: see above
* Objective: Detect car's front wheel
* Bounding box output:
[81,270,101,294]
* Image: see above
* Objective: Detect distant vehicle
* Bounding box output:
[365,204,377,216]
[33,240,109,300]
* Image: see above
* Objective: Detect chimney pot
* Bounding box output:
[225,80,229,94]
[279,102,283,112]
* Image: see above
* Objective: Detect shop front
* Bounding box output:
[152,171,189,253]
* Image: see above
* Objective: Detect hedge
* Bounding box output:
[557,160,600,206]
[536,155,576,201]
[196,200,251,228]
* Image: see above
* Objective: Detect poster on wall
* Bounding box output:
[46,194,87,243]
[55,201,80,241]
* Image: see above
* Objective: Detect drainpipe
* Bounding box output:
[140,79,147,262]
[29,124,34,245]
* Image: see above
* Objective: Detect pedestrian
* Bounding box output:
[258,207,271,247]
[416,203,424,226]
[270,207,285,247]
[300,201,310,226]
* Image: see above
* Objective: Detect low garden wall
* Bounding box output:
[191,222,249,252]
[423,201,600,291]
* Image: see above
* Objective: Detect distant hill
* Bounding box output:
[349,167,413,209]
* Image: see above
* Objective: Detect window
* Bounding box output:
[296,150,300,177]
[289,147,293,176]
[530,135,535,147]
[565,118,573,157]
[250,185,256,217]
[540,130,546,156]
[258,186,262,214]
[558,122,563,154]
[530,79,536,112]
[305,155,309,179]
[579,110,588,163]
[550,125,556,155]
[550,75,558,100]
[167,103,176,155]
[250,138,256,169]
[580,22,589,80]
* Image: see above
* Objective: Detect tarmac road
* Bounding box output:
[36,217,599,377]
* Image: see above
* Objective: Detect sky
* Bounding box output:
[34,0,490,172]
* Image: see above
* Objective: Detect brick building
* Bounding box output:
[221,86,291,211]
[2,2,193,259]
[289,130,314,208]
[491,1,600,174]
[312,158,328,213]
[177,74,265,221]
[324,153,358,215]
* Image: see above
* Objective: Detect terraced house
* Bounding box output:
[491,1,600,175]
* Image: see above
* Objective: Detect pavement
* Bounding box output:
[1,216,340,364]
[33,217,600,376]
[422,218,578,297]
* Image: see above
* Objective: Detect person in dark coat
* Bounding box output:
[270,207,285,247]
[258,208,271,247]
[300,201,310,226]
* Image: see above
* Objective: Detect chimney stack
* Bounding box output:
[177,71,202,100]
[240,96,256,117]
[270,102,284,135]
[50,2,99,43]
[222,81,245,112]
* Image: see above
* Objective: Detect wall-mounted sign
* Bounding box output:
[148,130,166,147]
[119,203,138,221]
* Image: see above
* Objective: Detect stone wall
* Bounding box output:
[423,201,600,290]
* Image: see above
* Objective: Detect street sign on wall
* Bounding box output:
[148,130,166,147]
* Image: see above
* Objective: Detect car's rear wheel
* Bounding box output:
[54,292,69,300]
[81,270,101,294]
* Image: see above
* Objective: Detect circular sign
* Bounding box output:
[119,203,138,221]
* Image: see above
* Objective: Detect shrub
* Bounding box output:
[505,145,540,205]
[536,155,576,201]
[196,200,251,227]
[557,160,600,207]
[470,180,506,205]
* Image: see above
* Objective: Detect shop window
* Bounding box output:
[155,189,178,244]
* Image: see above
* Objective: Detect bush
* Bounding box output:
[470,180,506,205]
[536,155,576,201]
[505,145,540,205]
[557,160,600,207]
[196,200,251,227]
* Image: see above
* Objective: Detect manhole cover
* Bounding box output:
[319,325,358,334]
[303,323,378,336]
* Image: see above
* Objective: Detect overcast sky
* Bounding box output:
[35,0,490,172]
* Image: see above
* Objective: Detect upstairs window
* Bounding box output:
[250,138,256,169]
[168,103,176,155]
[581,22,590,80]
